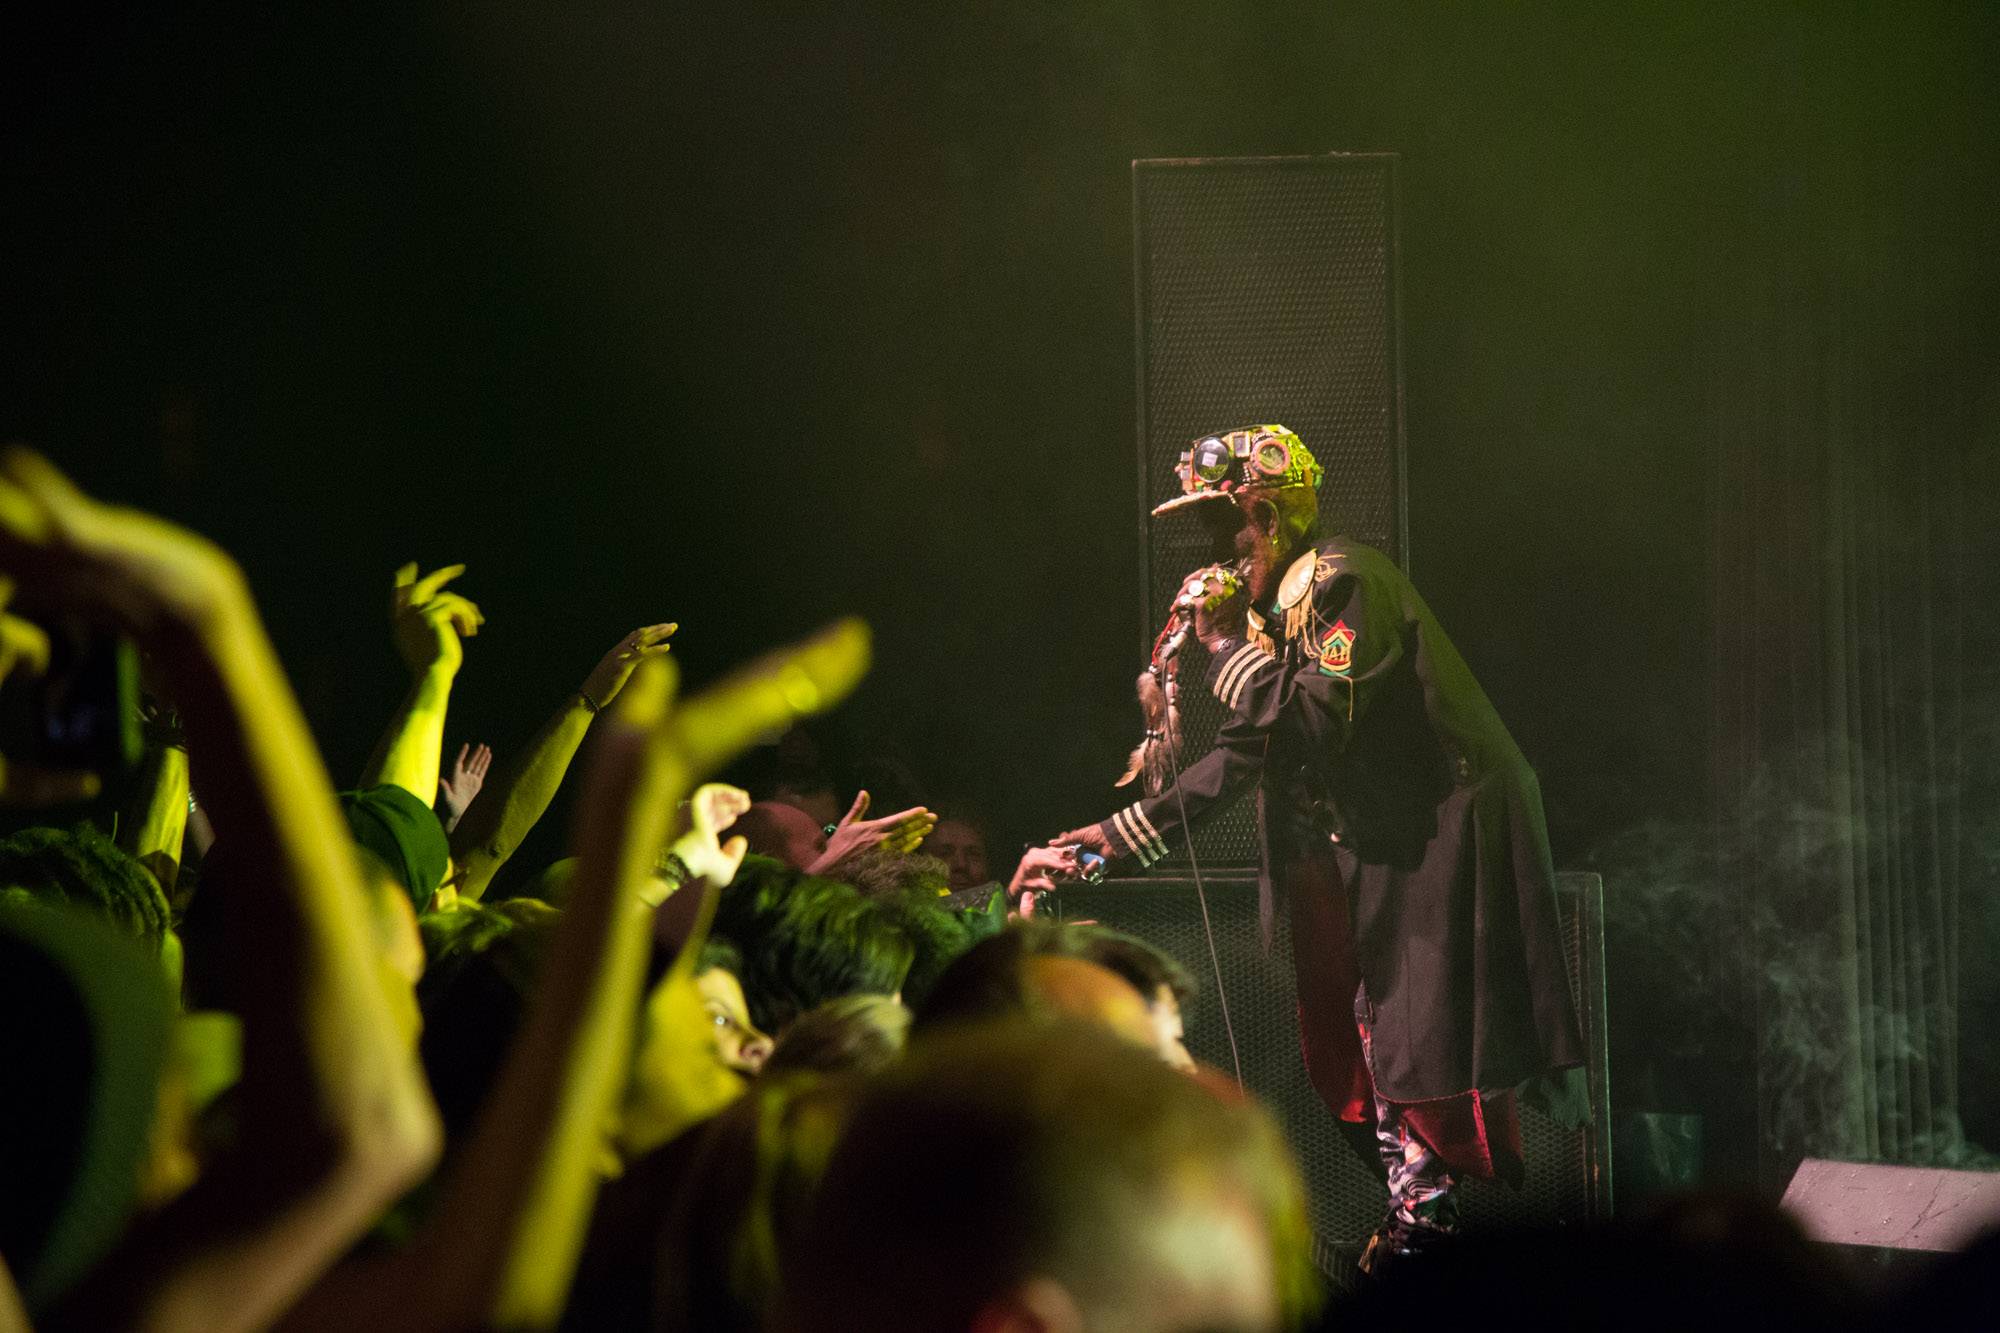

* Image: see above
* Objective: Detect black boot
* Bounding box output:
[1356,1211,1455,1281]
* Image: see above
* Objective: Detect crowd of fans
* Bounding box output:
[0,448,1992,1332]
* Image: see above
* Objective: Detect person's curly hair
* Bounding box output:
[711,856,915,1035]
[0,824,171,956]
[832,848,951,901]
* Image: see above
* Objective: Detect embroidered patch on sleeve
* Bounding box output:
[1318,619,1355,676]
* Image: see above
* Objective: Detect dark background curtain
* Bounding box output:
[1696,10,1998,1187]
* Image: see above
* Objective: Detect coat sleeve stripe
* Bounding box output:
[1213,643,1266,706]
[1130,803,1170,860]
[1224,656,1279,712]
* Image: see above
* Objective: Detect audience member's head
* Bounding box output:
[927,813,991,893]
[416,899,561,1140]
[711,856,915,1035]
[1338,1191,1865,1330]
[871,891,999,1012]
[767,726,845,831]
[1069,928,1197,1072]
[834,847,951,902]
[0,825,172,962]
[764,994,911,1078]
[617,933,773,1162]
[689,937,773,1077]
[731,802,828,871]
[914,921,1179,1059]
[783,1022,1313,1333]
[338,784,450,912]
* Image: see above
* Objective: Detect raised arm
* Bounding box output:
[0,450,441,1333]
[281,621,869,1333]
[118,702,191,901]
[449,622,675,903]
[360,563,482,804]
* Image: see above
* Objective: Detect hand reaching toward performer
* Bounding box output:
[1009,844,1083,897]
[1047,821,1114,862]
[806,789,936,875]
[437,741,493,833]
[580,621,677,711]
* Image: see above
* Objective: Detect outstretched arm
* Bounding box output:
[805,789,936,876]
[360,563,482,804]
[448,623,675,903]
[0,450,440,1333]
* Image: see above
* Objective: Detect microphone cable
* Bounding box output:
[1164,717,1245,1090]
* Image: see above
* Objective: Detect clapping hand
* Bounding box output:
[437,741,493,831]
[391,562,484,675]
[807,789,936,874]
[581,622,678,711]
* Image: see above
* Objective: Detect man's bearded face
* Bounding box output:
[1196,496,1254,564]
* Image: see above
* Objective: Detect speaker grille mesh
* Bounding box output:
[1134,155,1405,868]
[1055,871,1607,1250]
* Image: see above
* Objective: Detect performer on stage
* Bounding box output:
[1046,424,1587,1273]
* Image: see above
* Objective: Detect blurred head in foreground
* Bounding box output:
[782,1022,1315,1333]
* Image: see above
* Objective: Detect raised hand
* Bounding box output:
[445,623,674,904]
[391,562,483,676]
[436,741,493,832]
[807,789,937,875]
[674,781,752,886]
[0,446,241,638]
[580,622,677,711]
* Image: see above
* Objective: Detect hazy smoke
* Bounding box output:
[1584,709,2000,1174]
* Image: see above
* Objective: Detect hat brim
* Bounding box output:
[1149,490,1239,519]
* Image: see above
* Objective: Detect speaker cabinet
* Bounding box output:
[1133,154,1407,869]
[1054,869,1611,1246]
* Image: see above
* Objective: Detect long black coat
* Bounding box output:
[1099,538,1584,1103]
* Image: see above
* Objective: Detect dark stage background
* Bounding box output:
[6,2,1999,1193]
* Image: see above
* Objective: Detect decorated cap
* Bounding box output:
[1152,424,1322,517]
